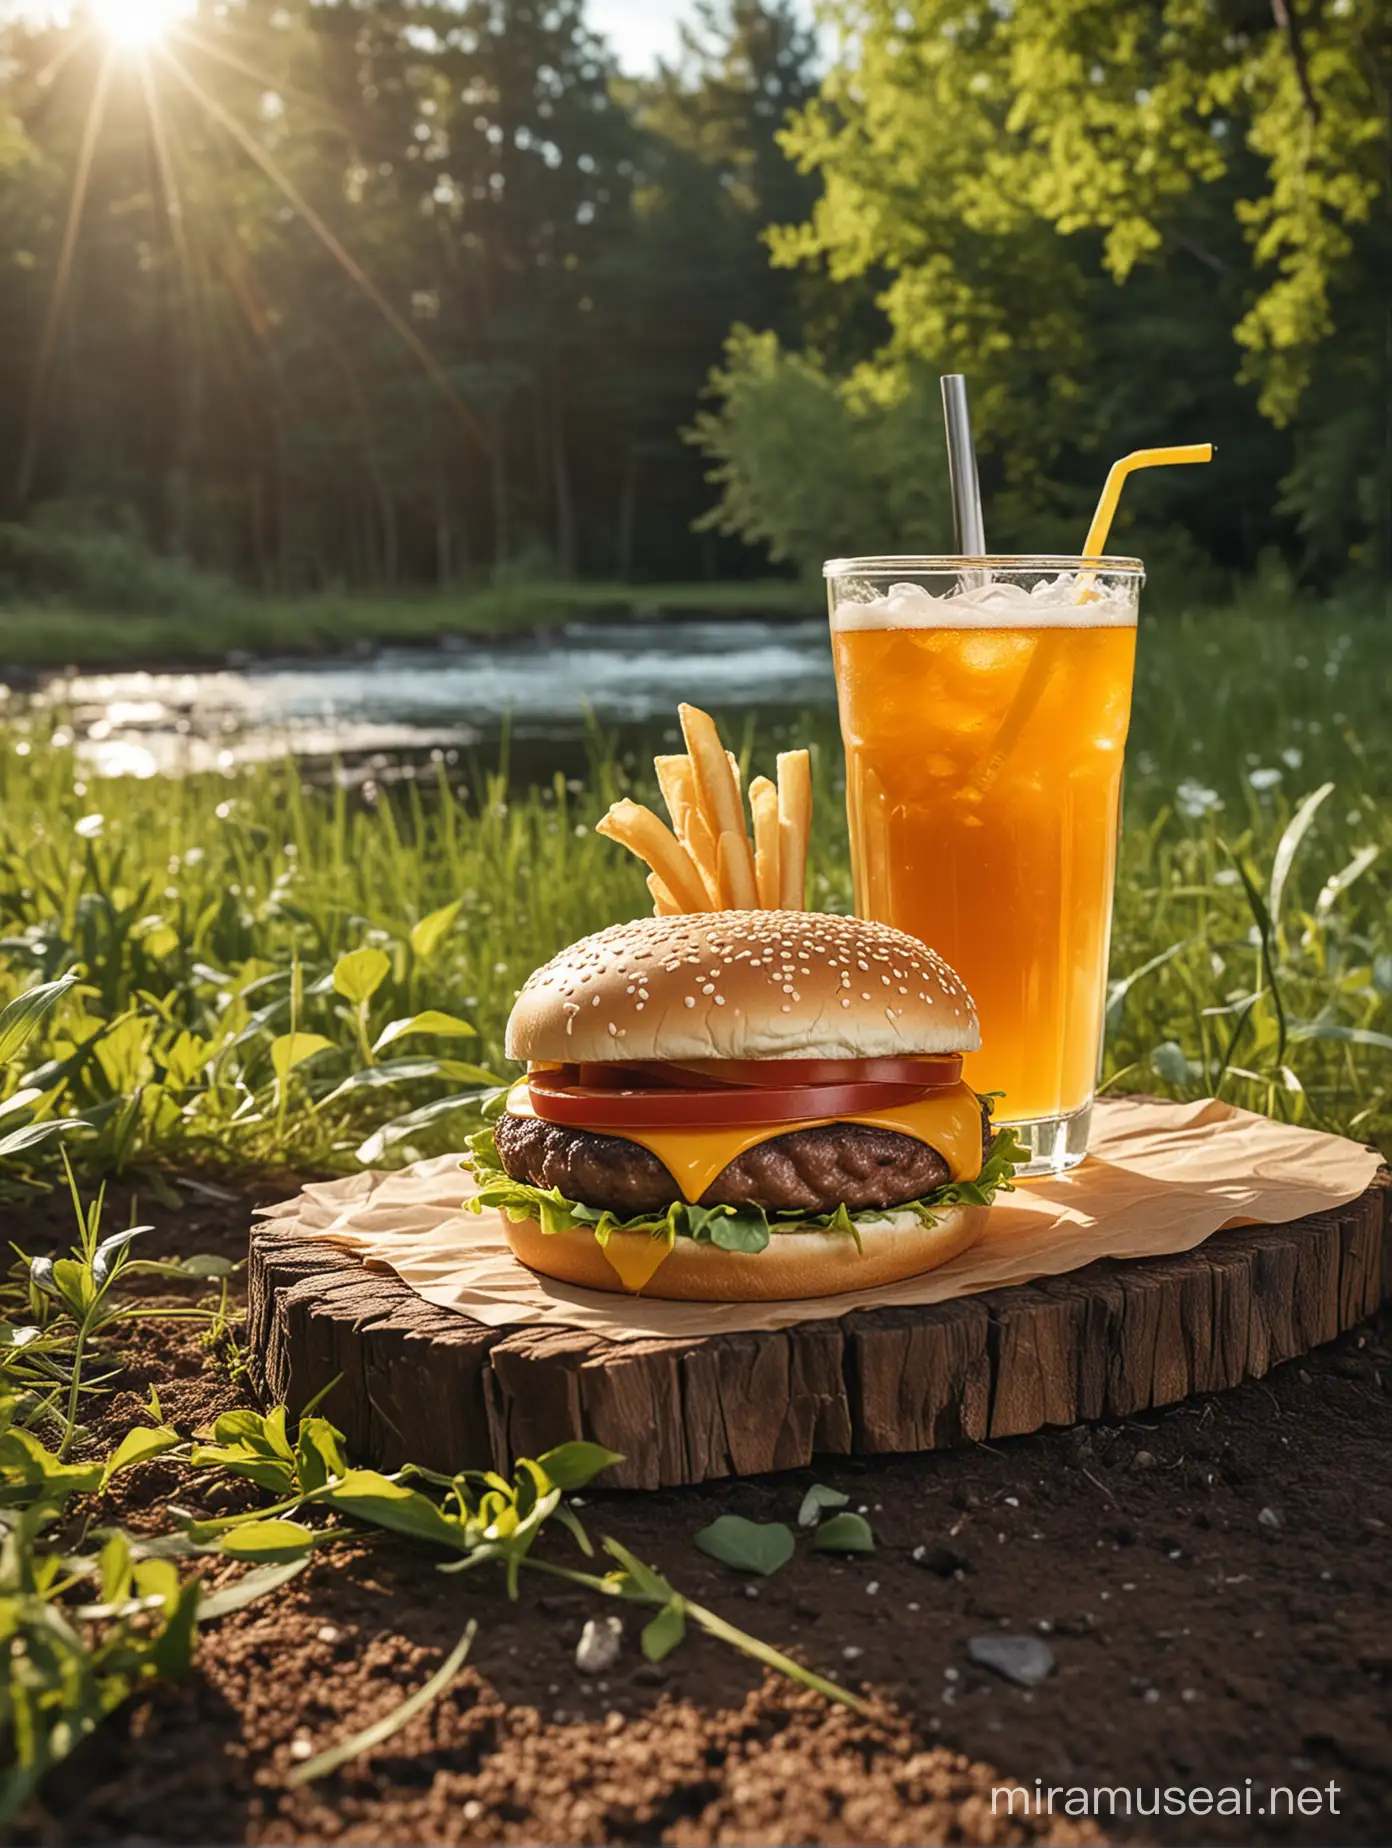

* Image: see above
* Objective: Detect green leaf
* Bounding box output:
[198,1556,309,1619]
[150,1579,201,1678]
[100,1424,182,1490]
[189,1406,299,1495]
[1289,1021,1392,1052]
[685,1201,770,1253]
[288,1621,476,1788]
[270,1032,334,1081]
[642,1596,687,1662]
[0,975,77,1066]
[0,1119,77,1160]
[602,1536,675,1603]
[98,1531,133,1604]
[1150,1039,1199,1087]
[373,1010,478,1054]
[167,1253,236,1278]
[694,1515,795,1577]
[321,1470,467,1550]
[218,1520,316,1562]
[295,1418,348,1493]
[409,901,463,961]
[0,1427,103,1504]
[534,1442,625,1492]
[332,947,392,1006]
[214,1406,294,1458]
[797,1483,849,1527]
[811,1512,875,1554]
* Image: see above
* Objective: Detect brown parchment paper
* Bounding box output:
[257,1096,1383,1341]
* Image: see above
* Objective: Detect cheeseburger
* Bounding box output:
[467,910,1017,1300]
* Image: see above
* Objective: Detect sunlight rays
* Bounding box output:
[19,9,494,505]
[155,43,492,454]
[16,46,115,505]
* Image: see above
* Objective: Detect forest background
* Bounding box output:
[0,0,1386,621]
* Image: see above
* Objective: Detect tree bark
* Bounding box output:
[616,446,638,580]
[552,389,576,575]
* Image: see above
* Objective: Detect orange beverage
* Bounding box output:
[826,558,1143,1173]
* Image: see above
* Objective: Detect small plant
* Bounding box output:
[695,1483,874,1580]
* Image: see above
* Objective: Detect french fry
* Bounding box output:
[680,703,758,907]
[647,872,681,917]
[776,749,812,911]
[748,775,781,909]
[655,754,720,902]
[716,830,759,912]
[596,799,711,914]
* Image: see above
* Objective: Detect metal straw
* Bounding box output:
[940,374,986,556]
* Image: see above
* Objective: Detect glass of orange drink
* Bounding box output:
[825,555,1144,1174]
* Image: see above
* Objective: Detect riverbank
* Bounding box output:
[0,578,809,672]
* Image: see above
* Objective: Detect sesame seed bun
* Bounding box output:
[506,911,980,1065]
[502,1200,987,1300]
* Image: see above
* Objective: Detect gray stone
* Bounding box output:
[966,1633,1056,1688]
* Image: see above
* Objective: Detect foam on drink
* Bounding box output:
[828,572,1137,632]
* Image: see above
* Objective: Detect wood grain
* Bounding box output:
[245,1170,1390,1490]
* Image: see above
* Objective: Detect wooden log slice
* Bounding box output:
[245,1171,1390,1490]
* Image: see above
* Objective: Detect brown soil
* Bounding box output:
[12,1174,1390,1846]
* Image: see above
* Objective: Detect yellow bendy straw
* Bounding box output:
[1083,444,1214,558]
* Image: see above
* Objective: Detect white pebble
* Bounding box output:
[575,1615,623,1675]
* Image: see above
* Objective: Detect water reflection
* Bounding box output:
[24,617,834,777]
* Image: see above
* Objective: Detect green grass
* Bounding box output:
[0,579,810,670]
[0,598,1383,1175]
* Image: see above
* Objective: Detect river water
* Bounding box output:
[25,616,836,779]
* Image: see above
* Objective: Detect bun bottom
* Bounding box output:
[502,1203,988,1301]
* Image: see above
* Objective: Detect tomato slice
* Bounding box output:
[655,1055,962,1090]
[541,1054,962,1093]
[524,1072,941,1129]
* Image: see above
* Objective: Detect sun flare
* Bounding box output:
[90,0,185,49]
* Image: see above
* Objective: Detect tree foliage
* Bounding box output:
[0,0,819,591]
[697,0,1390,585]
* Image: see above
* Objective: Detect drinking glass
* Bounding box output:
[825,555,1144,1174]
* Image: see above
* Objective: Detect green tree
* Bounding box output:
[697,0,1390,585]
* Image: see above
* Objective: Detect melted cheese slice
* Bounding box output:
[506,1080,983,1204]
[596,1228,678,1293]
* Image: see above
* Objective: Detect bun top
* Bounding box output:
[506,911,981,1064]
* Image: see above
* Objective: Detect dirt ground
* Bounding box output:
[14,1174,1391,1847]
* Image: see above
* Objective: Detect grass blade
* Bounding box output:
[1267,781,1334,936]
[687,1598,872,1715]
[198,1556,310,1619]
[286,1619,477,1787]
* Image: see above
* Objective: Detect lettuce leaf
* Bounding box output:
[463,1121,1025,1256]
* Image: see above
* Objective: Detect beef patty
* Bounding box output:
[492,1104,991,1219]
